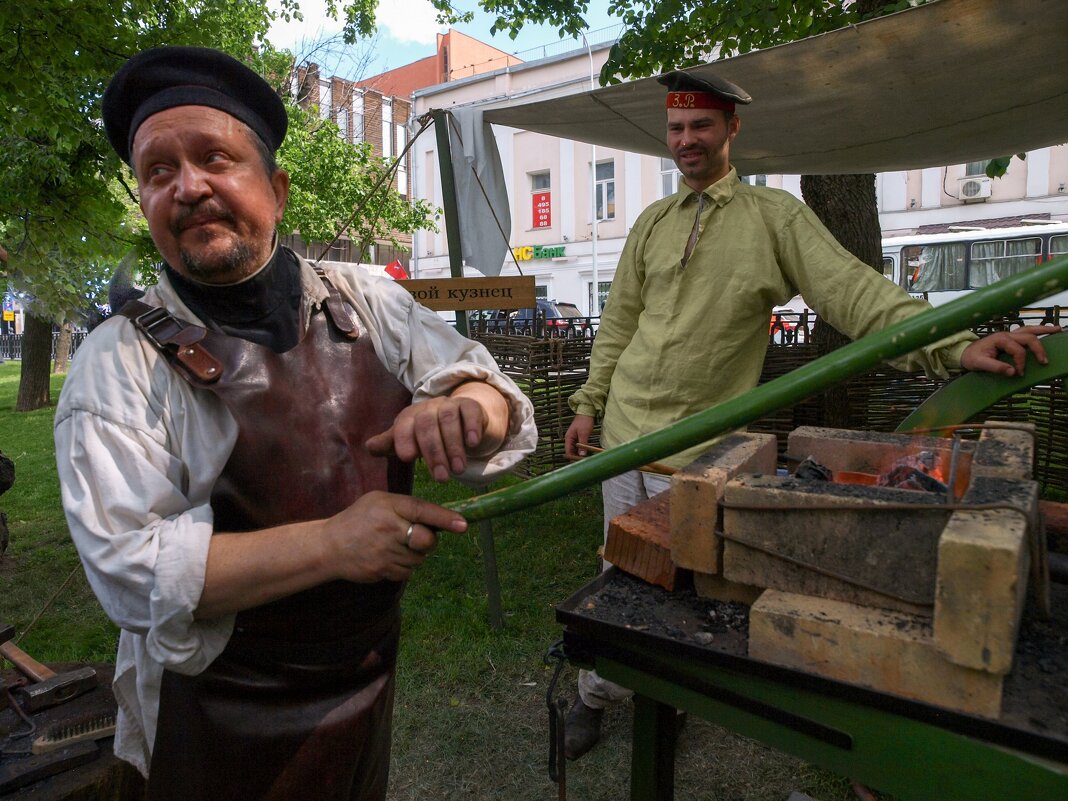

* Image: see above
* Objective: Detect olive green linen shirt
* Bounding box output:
[569,168,975,468]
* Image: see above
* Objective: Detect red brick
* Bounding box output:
[603,491,683,590]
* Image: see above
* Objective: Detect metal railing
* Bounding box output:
[468,315,600,339]
[511,23,624,64]
[0,331,89,362]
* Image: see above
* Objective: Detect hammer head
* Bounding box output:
[14,666,98,713]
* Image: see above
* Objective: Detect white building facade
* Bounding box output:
[411,41,1068,316]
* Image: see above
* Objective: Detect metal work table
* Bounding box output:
[556,569,1068,801]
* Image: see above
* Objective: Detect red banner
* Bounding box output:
[385,260,409,280]
[532,191,551,229]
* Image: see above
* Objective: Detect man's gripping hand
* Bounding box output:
[366,381,510,482]
[960,324,1061,377]
[565,414,595,459]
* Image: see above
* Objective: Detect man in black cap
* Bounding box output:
[561,69,1058,759]
[55,46,535,799]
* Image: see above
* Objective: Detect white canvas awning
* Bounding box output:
[483,0,1068,175]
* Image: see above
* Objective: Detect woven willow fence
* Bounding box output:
[472,329,1068,493]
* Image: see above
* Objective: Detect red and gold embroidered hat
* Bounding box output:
[657,70,751,114]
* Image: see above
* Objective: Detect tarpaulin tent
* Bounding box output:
[482,0,1068,176]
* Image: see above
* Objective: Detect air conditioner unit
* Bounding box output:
[957,176,992,202]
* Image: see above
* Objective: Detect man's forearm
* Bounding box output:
[195,520,334,620]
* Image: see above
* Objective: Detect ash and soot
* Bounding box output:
[576,572,750,654]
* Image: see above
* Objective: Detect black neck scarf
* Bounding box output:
[164,246,304,353]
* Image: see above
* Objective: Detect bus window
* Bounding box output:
[881,256,895,281]
[904,243,966,292]
[969,237,1041,288]
[1052,234,1068,258]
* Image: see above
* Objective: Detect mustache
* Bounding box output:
[170,202,236,236]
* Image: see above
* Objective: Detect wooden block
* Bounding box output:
[670,433,777,574]
[971,423,1035,481]
[934,509,1029,674]
[721,474,949,614]
[749,590,1003,718]
[692,571,764,605]
[603,491,682,590]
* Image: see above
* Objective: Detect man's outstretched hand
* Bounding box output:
[960,324,1061,376]
[366,382,509,481]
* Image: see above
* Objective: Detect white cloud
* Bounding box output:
[267,0,341,50]
[375,0,445,44]
[269,0,443,49]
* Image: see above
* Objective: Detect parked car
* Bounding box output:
[479,299,589,336]
[769,306,797,343]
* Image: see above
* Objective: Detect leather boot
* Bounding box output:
[563,697,604,760]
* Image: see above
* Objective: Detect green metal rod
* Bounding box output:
[449,255,1068,521]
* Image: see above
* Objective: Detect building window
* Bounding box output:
[382,99,393,159]
[396,124,408,195]
[659,158,680,198]
[319,80,332,120]
[531,171,550,192]
[588,281,612,314]
[353,92,365,142]
[336,105,348,141]
[741,174,767,186]
[595,160,615,221]
[966,160,990,177]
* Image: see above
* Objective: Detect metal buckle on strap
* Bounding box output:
[133,306,176,349]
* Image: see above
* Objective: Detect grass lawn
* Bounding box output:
[0,360,863,801]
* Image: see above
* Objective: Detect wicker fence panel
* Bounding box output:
[473,333,596,477]
[476,329,1068,493]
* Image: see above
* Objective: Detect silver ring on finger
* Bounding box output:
[405,523,416,550]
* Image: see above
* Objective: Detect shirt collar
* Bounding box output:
[673,167,740,210]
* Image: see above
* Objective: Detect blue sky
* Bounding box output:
[268,0,617,79]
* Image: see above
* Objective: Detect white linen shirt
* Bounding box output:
[54,256,536,776]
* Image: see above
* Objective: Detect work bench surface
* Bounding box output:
[557,569,1068,762]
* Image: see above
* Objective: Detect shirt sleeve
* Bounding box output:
[568,211,652,418]
[332,270,537,484]
[54,329,234,676]
[775,201,977,377]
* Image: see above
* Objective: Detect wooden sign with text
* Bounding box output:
[398,276,536,311]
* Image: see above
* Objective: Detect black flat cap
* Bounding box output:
[102,46,288,165]
[657,70,752,106]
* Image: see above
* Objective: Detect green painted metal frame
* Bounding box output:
[573,639,1068,801]
[896,331,1068,433]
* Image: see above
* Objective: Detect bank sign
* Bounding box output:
[512,244,566,261]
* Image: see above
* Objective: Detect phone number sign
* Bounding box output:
[532,191,551,229]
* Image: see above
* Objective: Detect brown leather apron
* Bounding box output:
[123,278,413,801]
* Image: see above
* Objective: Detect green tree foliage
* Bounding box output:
[0,0,279,321]
[1,0,437,410]
[278,103,437,259]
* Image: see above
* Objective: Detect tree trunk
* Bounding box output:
[53,321,72,373]
[799,172,883,427]
[16,314,54,412]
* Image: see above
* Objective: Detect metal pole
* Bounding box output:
[581,34,600,316]
[479,519,504,630]
[432,107,505,623]
[432,108,469,336]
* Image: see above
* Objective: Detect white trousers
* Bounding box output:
[577,469,672,709]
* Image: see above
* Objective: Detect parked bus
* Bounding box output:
[881,222,1068,312]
